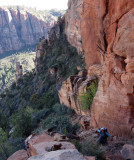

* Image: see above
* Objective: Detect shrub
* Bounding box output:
[30,94,40,104]
[0,112,9,130]
[52,103,75,116]
[7,137,25,155]
[10,82,16,90]
[0,93,6,98]
[32,108,52,125]
[72,140,82,151]
[11,108,33,138]
[74,137,105,160]
[41,114,79,136]
[0,135,25,160]
[72,67,79,75]
[42,92,59,108]
[81,137,105,160]
[0,128,11,160]
[79,79,98,111]
[0,141,13,160]
[17,78,24,85]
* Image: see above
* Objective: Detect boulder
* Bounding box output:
[7,149,28,160]
[28,149,86,160]
[120,144,134,160]
[80,117,90,130]
[25,132,54,156]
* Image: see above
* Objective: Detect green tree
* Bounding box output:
[79,79,98,111]
[0,128,11,160]
[11,108,33,138]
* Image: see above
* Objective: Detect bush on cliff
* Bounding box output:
[79,79,98,111]
[11,108,34,138]
[0,128,25,160]
[41,103,79,136]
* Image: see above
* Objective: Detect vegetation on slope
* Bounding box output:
[74,137,105,160]
[0,20,85,159]
[79,79,98,111]
[0,46,36,93]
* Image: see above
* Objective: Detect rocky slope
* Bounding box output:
[0,6,63,54]
[62,0,134,137]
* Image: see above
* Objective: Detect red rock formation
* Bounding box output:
[58,71,95,115]
[34,39,46,69]
[65,0,83,53]
[0,6,56,54]
[64,0,134,137]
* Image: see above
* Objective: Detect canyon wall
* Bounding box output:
[64,0,134,137]
[0,7,56,54]
[65,0,83,53]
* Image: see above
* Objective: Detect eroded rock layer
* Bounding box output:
[64,0,134,137]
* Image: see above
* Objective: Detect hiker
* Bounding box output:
[97,127,111,145]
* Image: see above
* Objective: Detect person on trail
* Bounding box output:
[97,127,111,145]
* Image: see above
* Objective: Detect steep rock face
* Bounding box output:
[0,7,55,54]
[64,0,134,137]
[65,0,83,53]
[89,0,134,137]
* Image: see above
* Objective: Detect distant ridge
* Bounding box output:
[0,6,65,54]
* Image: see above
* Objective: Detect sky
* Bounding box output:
[0,0,68,10]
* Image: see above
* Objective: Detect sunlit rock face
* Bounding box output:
[0,7,55,54]
[65,0,134,137]
[65,0,83,54]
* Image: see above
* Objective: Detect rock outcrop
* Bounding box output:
[120,144,134,160]
[64,0,134,137]
[25,132,75,157]
[34,16,65,74]
[0,6,56,54]
[28,149,86,160]
[15,61,23,82]
[8,132,96,160]
[58,70,97,115]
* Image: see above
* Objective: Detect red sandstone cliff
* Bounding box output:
[0,7,57,54]
[61,0,134,137]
